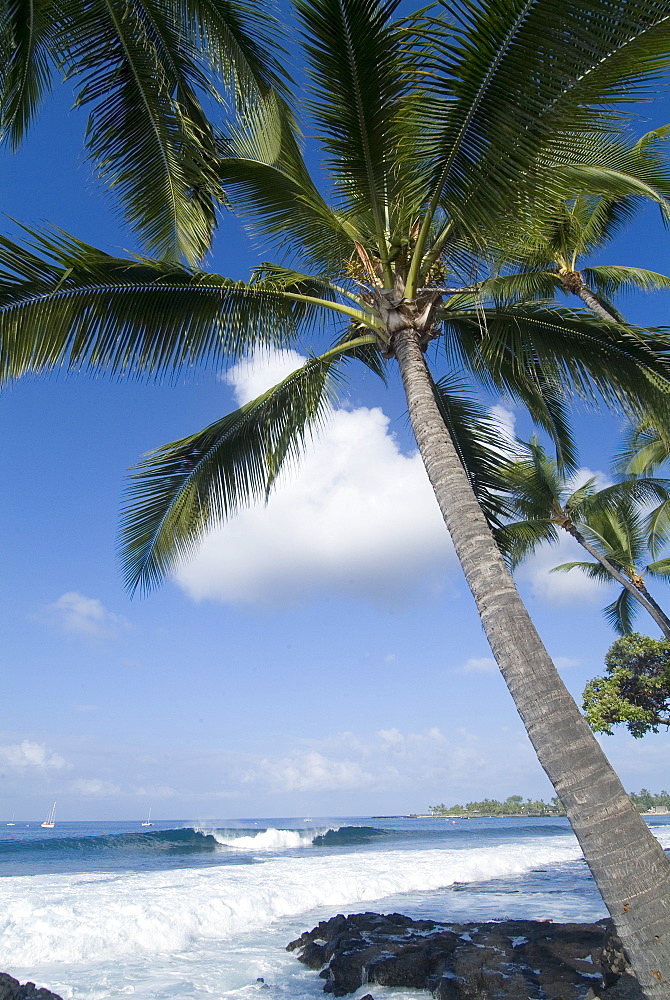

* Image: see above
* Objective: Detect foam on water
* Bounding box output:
[1,820,667,1000]
[0,835,584,966]
[203,828,328,850]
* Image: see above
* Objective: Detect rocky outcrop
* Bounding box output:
[0,975,63,1000]
[287,912,640,1000]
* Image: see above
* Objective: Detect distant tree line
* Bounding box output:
[428,791,670,816]
[628,789,670,812]
[428,795,565,817]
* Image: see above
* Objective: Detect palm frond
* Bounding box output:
[120,348,348,593]
[441,302,670,439]
[644,500,670,558]
[551,559,612,582]
[407,0,670,247]
[56,0,224,263]
[177,0,292,105]
[496,518,559,569]
[647,556,670,581]
[294,0,409,260]
[218,92,357,269]
[603,587,637,635]
[480,271,562,304]
[0,226,330,381]
[581,265,670,298]
[0,0,54,148]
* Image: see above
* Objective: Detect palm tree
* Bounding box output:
[497,438,670,638]
[3,0,670,990]
[481,134,670,323]
[0,0,290,262]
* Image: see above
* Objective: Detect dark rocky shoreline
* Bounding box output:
[0,912,644,1000]
[288,912,645,1000]
[0,975,63,1000]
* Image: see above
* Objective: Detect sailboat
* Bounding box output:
[41,803,56,829]
[6,813,15,826]
[141,808,153,827]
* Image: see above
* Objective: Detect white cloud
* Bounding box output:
[553,656,581,670]
[243,751,375,793]
[133,785,178,799]
[224,349,307,405]
[0,740,68,770]
[241,727,502,796]
[176,351,455,606]
[69,778,121,797]
[455,657,498,675]
[514,528,607,606]
[46,592,129,639]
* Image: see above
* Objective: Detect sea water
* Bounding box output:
[1,815,669,1000]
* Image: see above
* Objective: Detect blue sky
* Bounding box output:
[1,50,670,821]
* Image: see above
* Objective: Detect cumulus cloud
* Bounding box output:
[69,778,121,797]
[241,726,502,796]
[243,751,375,793]
[224,349,307,405]
[46,592,129,639]
[455,657,498,675]
[514,531,608,605]
[0,740,68,770]
[176,350,455,606]
[553,656,581,670]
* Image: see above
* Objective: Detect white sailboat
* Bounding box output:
[41,803,56,829]
[6,813,15,826]
[141,808,153,827]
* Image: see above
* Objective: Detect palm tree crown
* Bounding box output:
[496,437,670,637]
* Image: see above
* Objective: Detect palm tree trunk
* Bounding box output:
[391,322,670,998]
[566,526,670,639]
[558,269,619,322]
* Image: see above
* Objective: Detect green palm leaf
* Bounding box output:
[177,0,291,105]
[604,586,637,635]
[294,0,410,268]
[0,0,55,148]
[403,0,670,290]
[441,302,670,434]
[120,345,352,592]
[430,373,517,529]
[496,518,559,568]
[581,266,670,298]
[0,226,324,380]
[218,92,358,270]
[56,0,225,263]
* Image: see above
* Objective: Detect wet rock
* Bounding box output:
[0,975,63,1000]
[287,912,636,999]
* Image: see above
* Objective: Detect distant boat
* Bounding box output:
[6,813,15,826]
[141,808,153,827]
[41,803,56,829]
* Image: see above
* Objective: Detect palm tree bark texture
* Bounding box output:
[388,310,670,996]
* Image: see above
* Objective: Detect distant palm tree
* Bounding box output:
[2,0,670,989]
[497,437,670,638]
[481,132,670,321]
[0,0,289,262]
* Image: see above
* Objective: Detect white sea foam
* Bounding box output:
[0,835,585,967]
[3,823,669,1000]
[202,827,325,850]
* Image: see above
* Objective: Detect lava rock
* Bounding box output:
[287,912,634,999]
[0,975,63,1000]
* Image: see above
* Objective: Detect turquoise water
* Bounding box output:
[1,815,668,1000]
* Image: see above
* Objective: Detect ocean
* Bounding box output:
[1,815,669,1000]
